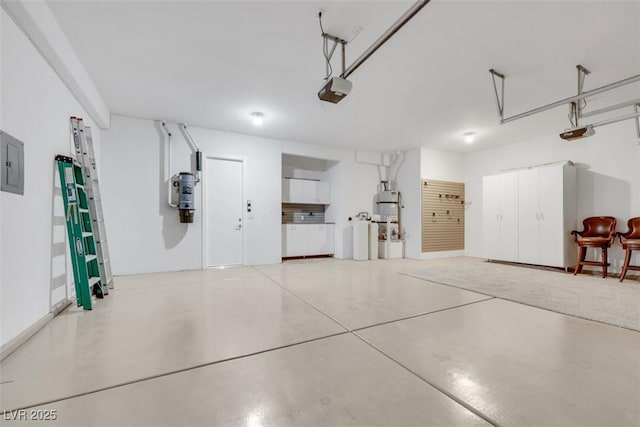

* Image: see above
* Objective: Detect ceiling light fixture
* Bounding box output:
[251,112,264,126]
[463,132,476,144]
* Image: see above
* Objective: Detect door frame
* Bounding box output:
[202,155,247,269]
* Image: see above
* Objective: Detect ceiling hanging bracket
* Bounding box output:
[576,64,590,95]
[487,67,640,125]
[489,69,506,123]
[321,32,348,77]
[571,64,591,127]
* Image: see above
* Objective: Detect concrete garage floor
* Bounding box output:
[1,258,639,426]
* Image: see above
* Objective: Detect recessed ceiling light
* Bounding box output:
[463,132,476,144]
[251,112,264,126]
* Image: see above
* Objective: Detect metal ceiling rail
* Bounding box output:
[590,110,640,129]
[580,98,640,119]
[341,0,431,79]
[489,71,640,124]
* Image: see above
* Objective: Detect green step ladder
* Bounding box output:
[55,154,106,310]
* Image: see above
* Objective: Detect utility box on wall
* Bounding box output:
[1,130,25,195]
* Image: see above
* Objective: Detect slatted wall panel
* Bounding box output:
[421,180,465,252]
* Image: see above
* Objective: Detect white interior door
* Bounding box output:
[207,158,243,267]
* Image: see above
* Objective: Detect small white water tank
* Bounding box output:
[353,221,369,261]
[369,222,379,260]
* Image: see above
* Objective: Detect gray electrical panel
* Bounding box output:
[1,130,25,195]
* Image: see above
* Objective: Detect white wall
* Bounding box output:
[281,143,381,259]
[421,147,465,183]
[420,148,466,259]
[102,116,382,275]
[465,122,640,272]
[101,116,281,274]
[395,148,421,259]
[396,147,466,260]
[0,9,103,347]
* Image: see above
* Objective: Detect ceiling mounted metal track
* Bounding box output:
[489,65,640,141]
[340,0,431,79]
[489,69,640,125]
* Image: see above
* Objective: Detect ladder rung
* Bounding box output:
[88,276,101,287]
[76,184,85,189]
[82,232,93,237]
[79,208,89,213]
[85,254,97,262]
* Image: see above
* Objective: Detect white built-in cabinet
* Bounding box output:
[282,178,330,204]
[282,224,335,257]
[483,172,519,262]
[483,163,577,268]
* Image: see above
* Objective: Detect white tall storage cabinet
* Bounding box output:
[482,171,519,262]
[483,163,577,268]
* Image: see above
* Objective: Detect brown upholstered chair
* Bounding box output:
[617,217,640,282]
[571,216,617,278]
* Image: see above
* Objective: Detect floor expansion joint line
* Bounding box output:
[251,266,353,332]
[4,331,350,413]
[401,272,640,333]
[351,297,495,332]
[400,272,495,299]
[352,331,501,427]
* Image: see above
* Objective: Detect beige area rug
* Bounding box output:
[405,258,640,331]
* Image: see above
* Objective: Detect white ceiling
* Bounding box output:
[46,0,640,153]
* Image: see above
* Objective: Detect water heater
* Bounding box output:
[377,190,399,217]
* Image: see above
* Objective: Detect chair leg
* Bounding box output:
[620,248,632,282]
[574,245,586,275]
[602,247,608,278]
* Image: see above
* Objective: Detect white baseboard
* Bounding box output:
[0,306,62,362]
[421,250,465,260]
